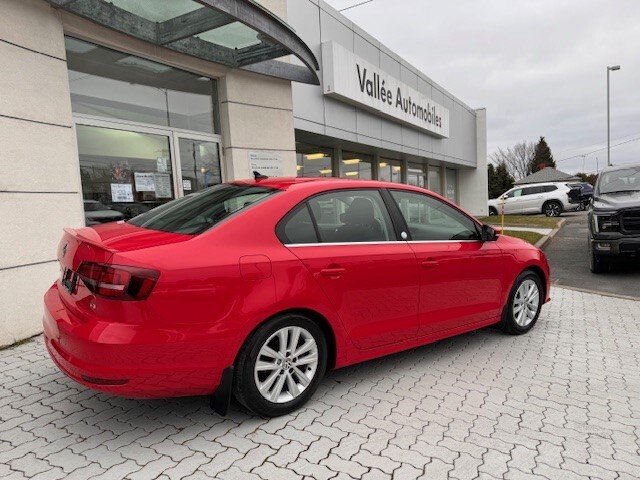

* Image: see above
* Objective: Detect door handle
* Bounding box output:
[420,259,439,269]
[320,267,346,277]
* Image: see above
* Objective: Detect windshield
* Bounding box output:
[597,167,640,194]
[128,184,278,234]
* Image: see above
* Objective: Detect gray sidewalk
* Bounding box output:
[1,287,639,479]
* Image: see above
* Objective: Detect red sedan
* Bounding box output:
[44,177,550,417]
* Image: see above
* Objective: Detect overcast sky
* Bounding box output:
[325,0,640,174]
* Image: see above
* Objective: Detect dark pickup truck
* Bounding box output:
[588,164,640,273]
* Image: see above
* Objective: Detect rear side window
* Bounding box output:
[544,185,558,192]
[278,189,396,244]
[280,205,318,244]
[129,184,277,234]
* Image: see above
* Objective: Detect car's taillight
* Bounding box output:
[77,262,159,300]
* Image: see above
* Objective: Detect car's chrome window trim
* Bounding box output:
[285,240,481,247]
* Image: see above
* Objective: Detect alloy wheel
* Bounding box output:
[512,279,540,327]
[253,326,318,404]
[545,203,560,217]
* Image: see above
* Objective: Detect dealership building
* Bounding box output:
[0,0,487,346]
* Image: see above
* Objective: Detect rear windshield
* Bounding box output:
[128,184,278,234]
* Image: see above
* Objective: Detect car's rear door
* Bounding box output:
[279,188,419,349]
[387,189,505,336]
[520,186,544,213]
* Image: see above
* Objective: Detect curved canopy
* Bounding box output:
[46,0,320,84]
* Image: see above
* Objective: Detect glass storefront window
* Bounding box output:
[378,159,403,183]
[407,163,426,188]
[428,166,442,194]
[76,124,174,223]
[179,139,222,193]
[445,168,458,202]
[340,152,373,180]
[296,143,333,177]
[66,37,218,134]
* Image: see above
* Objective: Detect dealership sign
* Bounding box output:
[322,41,449,138]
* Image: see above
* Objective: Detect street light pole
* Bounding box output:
[607,65,621,166]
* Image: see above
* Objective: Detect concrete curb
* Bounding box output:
[535,218,565,250]
[553,284,640,302]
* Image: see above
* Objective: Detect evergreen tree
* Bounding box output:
[488,161,515,198]
[529,136,556,173]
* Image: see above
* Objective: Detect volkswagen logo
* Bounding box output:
[61,243,68,258]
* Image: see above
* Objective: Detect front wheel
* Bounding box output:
[488,207,498,216]
[233,314,327,417]
[590,250,611,274]
[500,271,543,335]
[543,201,563,217]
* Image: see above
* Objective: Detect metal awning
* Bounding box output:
[46,0,320,84]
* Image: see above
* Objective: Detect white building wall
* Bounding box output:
[0,0,85,347]
[459,109,489,216]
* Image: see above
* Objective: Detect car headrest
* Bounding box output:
[345,197,375,225]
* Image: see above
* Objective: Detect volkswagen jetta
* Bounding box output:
[44,178,550,417]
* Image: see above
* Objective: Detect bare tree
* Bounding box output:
[489,141,535,180]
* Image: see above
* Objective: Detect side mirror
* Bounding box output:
[480,224,498,242]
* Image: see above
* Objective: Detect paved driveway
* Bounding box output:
[544,211,640,298]
[2,287,640,480]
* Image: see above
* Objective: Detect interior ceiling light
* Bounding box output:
[342,159,361,165]
[305,153,325,160]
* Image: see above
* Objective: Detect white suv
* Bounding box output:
[488,182,578,217]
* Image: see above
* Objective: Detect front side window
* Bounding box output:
[390,190,479,241]
[507,188,523,198]
[129,184,277,234]
[307,190,394,243]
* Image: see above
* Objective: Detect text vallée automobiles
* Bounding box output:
[488,182,581,217]
[44,177,551,417]
[588,164,640,273]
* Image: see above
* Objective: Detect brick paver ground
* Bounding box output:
[1,286,640,479]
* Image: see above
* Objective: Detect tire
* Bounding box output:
[543,200,563,217]
[233,313,327,417]
[590,250,611,274]
[488,207,498,216]
[500,271,544,335]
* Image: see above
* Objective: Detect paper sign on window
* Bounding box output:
[134,172,156,192]
[111,183,134,202]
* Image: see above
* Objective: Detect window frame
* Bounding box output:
[384,188,482,242]
[276,188,405,245]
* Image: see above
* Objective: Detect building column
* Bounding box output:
[0,0,85,346]
[458,108,488,216]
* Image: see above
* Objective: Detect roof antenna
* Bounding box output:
[253,171,268,180]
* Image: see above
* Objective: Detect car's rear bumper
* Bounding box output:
[43,284,227,398]
[589,236,640,256]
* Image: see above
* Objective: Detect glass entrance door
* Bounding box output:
[76,123,175,223]
[75,116,222,225]
[176,136,222,195]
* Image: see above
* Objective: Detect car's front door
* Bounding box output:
[502,188,524,214]
[282,189,420,349]
[388,189,505,336]
[520,186,544,213]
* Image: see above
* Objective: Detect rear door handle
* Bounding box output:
[420,259,439,269]
[320,267,346,277]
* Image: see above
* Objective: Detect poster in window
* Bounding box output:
[134,172,156,192]
[248,151,283,177]
[111,183,134,203]
[182,179,192,191]
[154,173,172,198]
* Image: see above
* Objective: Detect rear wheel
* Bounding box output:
[543,200,563,217]
[500,271,543,335]
[233,314,327,417]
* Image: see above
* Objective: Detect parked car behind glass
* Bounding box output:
[488,182,580,217]
[83,200,124,225]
